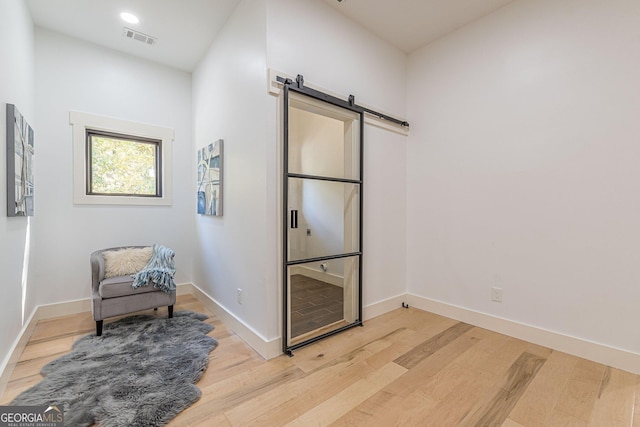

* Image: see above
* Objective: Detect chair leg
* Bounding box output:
[96,320,103,336]
[168,305,174,318]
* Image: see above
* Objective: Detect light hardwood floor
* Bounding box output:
[1,294,639,426]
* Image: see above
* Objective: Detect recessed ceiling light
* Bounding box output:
[120,12,139,24]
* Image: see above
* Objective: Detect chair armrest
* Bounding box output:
[90,250,106,293]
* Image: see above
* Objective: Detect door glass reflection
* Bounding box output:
[288,256,360,346]
[287,178,360,262]
[288,95,360,181]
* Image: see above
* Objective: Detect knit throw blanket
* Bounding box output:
[132,244,176,293]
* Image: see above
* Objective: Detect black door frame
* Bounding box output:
[282,75,365,356]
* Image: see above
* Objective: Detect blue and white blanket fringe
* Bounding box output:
[132,244,176,293]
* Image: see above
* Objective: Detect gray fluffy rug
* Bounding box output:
[12,311,217,427]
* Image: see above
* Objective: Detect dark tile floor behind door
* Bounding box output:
[290,274,344,338]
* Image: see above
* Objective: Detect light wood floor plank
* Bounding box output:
[18,336,76,362]
[28,312,94,343]
[588,367,637,426]
[393,321,473,369]
[462,352,547,426]
[284,361,407,426]
[8,352,61,382]
[508,350,577,426]
[502,418,525,427]
[550,358,607,423]
[332,387,439,427]
[171,411,231,427]
[423,374,499,426]
[634,375,640,427]
[387,330,482,397]
[178,358,304,417]
[0,373,44,405]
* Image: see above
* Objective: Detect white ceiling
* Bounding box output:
[322,0,516,53]
[26,0,242,72]
[26,0,515,72]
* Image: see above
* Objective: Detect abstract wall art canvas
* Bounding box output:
[197,139,223,216]
[6,104,34,217]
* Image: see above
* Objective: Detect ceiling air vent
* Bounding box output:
[122,27,157,46]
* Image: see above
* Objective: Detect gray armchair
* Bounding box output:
[90,246,176,336]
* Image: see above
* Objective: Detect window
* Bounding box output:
[70,111,173,205]
[87,131,161,197]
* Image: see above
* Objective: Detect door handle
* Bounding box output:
[290,210,298,229]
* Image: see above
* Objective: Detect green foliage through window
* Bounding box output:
[88,132,161,196]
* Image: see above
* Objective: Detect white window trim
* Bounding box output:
[70,111,174,206]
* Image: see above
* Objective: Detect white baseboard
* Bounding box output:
[176,283,192,296]
[0,309,38,398]
[408,293,640,375]
[184,283,282,360]
[363,294,406,321]
[37,298,91,320]
[290,265,344,287]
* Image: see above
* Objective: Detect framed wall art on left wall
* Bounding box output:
[6,104,34,217]
[197,139,223,216]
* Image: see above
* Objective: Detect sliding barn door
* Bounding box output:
[282,81,364,355]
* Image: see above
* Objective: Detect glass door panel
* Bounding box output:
[287,256,360,346]
[287,178,360,262]
[288,94,361,181]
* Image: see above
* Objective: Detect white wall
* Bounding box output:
[192,0,278,341]
[267,0,408,310]
[0,0,35,369]
[407,0,640,355]
[31,29,194,306]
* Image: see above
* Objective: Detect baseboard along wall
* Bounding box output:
[181,283,282,360]
[290,265,344,287]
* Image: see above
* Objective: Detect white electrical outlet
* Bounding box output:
[237,288,243,304]
[491,287,503,303]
